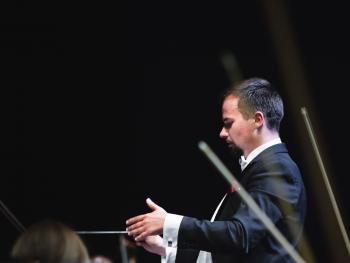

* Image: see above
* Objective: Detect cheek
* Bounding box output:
[228,126,241,140]
[228,123,248,141]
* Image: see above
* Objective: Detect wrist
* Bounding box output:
[159,246,166,257]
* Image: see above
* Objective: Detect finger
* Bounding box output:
[126,221,144,232]
[128,226,145,238]
[135,231,148,242]
[126,214,146,225]
[146,198,160,211]
[131,231,141,239]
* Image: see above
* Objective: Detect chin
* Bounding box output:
[229,146,243,158]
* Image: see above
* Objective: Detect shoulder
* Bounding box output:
[244,149,304,200]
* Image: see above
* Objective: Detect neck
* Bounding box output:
[244,131,280,157]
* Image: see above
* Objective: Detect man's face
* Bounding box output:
[219,95,256,157]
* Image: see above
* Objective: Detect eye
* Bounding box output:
[223,121,233,129]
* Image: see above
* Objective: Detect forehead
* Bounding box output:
[222,95,239,114]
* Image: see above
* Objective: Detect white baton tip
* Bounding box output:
[198,141,208,151]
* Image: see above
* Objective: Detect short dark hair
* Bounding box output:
[222,78,284,131]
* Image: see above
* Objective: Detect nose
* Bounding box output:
[219,127,227,139]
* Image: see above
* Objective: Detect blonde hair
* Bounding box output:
[11,219,90,263]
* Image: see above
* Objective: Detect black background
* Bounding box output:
[1,1,349,262]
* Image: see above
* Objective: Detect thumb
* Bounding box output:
[146,198,160,211]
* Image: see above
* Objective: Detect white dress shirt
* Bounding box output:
[161,138,282,263]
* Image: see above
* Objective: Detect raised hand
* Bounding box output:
[126,198,167,241]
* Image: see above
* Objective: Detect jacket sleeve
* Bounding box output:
[174,248,200,263]
[177,161,301,254]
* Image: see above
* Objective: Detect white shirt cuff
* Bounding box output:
[163,213,183,248]
[161,247,177,263]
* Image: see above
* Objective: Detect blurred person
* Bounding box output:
[122,236,138,263]
[91,255,113,263]
[11,219,90,263]
[126,78,307,262]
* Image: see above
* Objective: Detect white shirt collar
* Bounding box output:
[239,138,282,171]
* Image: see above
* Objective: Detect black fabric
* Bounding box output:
[174,249,200,263]
[175,144,307,263]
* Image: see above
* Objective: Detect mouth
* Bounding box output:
[226,141,234,148]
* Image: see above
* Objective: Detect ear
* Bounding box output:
[253,111,264,128]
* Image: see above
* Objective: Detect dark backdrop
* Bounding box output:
[1,1,349,262]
